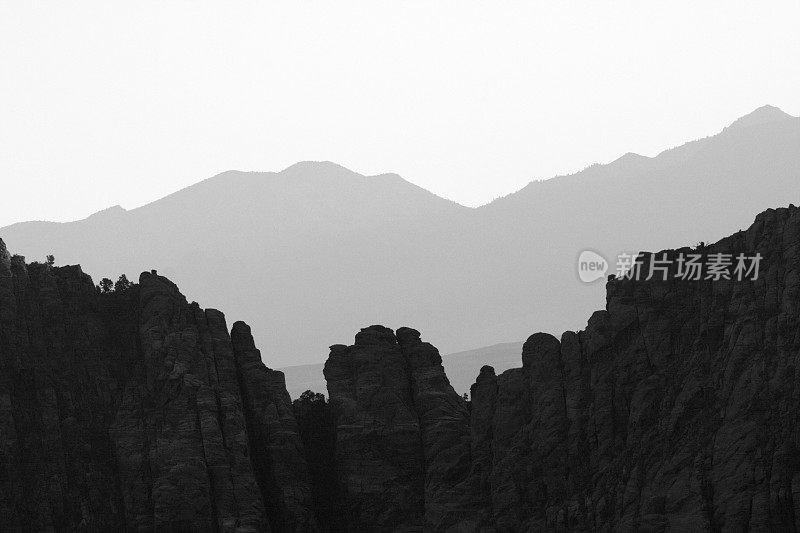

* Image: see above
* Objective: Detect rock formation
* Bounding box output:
[323,205,800,531]
[322,325,427,529]
[0,241,315,532]
[3,203,800,531]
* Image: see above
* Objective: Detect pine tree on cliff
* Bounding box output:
[98,278,114,293]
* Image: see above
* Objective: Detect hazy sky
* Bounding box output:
[2,2,799,228]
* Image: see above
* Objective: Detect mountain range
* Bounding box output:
[2,105,798,375]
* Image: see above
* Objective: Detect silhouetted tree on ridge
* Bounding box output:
[98,278,114,293]
[292,390,349,528]
[114,274,132,292]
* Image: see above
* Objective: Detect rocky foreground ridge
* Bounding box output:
[323,205,800,532]
[2,204,800,531]
[0,242,314,531]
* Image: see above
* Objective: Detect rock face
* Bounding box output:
[4,203,800,532]
[321,325,493,530]
[231,322,316,531]
[0,241,316,532]
[395,327,493,530]
[323,205,800,532]
[322,325,427,529]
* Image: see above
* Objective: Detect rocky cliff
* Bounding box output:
[323,205,800,532]
[3,203,800,532]
[0,241,315,532]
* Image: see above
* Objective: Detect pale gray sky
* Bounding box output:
[2,1,799,228]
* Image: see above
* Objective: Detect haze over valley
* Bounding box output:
[2,105,798,372]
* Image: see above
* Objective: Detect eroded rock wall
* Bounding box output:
[323,205,800,532]
[3,203,800,532]
[0,242,317,532]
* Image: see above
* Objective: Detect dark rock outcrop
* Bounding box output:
[0,240,317,532]
[231,321,317,531]
[291,390,343,531]
[323,205,800,532]
[395,327,493,530]
[323,325,492,531]
[322,325,427,530]
[4,203,800,531]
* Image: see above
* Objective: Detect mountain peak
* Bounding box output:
[612,152,649,164]
[727,105,794,130]
[86,205,127,220]
[280,160,361,179]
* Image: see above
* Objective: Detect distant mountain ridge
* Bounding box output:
[280,341,524,398]
[2,105,798,370]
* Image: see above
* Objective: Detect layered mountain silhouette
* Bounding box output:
[2,106,798,374]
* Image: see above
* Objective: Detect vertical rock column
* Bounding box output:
[231,321,317,532]
[0,245,128,530]
[323,325,426,530]
[110,272,268,532]
[0,239,22,528]
[396,327,492,530]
